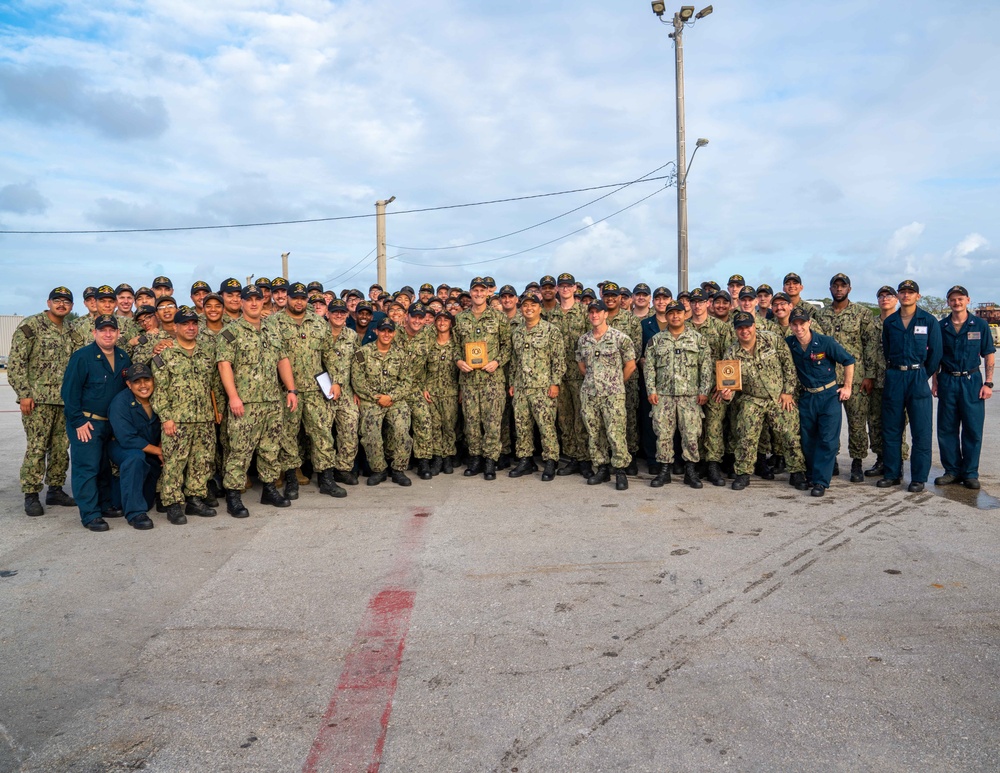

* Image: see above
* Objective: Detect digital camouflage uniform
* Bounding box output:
[454,307,511,461]
[351,344,413,473]
[395,326,434,460]
[197,327,228,480]
[267,310,338,472]
[9,313,76,494]
[607,309,643,456]
[328,326,361,472]
[215,318,289,489]
[576,326,636,469]
[510,319,565,461]
[687,316,735,462]
[69,314,98,350]
[643,328,713,464]
[130,328,174,365]
[423,337,462,459]
[724,331,806,476]
[548,304,590,462]
[814,302,880,460]
[151,343,219,505]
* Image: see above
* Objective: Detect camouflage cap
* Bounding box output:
[220,278,242,293]
[190,280,211,293]
[94,314,119,330]
[49,286,74,302]
[114,283,134,295]
[897,279,920,293]
[174,306,199,324]
[288,282,308,298]
[557,272,576,286]
[152,276,173,289]
[96,285,116,300]
[732,311,756,329]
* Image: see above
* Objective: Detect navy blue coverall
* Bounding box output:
[109,390,162,523]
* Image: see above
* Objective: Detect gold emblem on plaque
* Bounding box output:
[716,359,742,391]
[466,341,488,369]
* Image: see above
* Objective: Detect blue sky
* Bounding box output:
[1,0,997,314]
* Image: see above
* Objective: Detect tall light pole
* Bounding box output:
[651,3,712,292]
[375,196,395,290]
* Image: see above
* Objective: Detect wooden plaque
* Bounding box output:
[716,359,742,391]
[465,341,488,369]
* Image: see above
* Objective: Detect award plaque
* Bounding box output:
[466,341,488,369]
[716,360,742,391]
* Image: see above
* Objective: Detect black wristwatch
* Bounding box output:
[288,389,299,395]
[985,382,994,389]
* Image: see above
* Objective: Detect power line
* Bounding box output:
[0,171,675,235]
[393,186,668,269]
[321,248,376,286]
[387,162,676,251]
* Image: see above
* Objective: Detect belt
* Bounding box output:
[804,381,837,394]
[82,411,108,421]
[948,370,973,377]
[889,364,922,371]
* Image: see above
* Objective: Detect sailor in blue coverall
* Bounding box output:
[785,307,856,497]
[877,279,943,493]
[933,285,995,489]
[109,363,162,530]
[61,315,132,531]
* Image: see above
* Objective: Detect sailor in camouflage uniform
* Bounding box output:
[216,285,299,517]
[325,298,362,485]
[395,303,435,479]
[548,273,592,477]
[576,300,637,490]
[351,318,413,486]
[643,301,712,488]
[267,282,346,500]
[814,273,880,482]
[9,287,78,516]
[720,312,808,491]
[71,285,119,349]
[454,277,512,480]
[131,296,178,364]
[423,310,462,474]
[150,306,219,524]
[508,294,565,481]
[602,282,643,474]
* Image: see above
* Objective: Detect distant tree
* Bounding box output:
[65,311,80,322]
[918,295,948,316]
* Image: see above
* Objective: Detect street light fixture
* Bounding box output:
[652,4,713,293]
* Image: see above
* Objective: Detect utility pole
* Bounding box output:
[281,252,289,279]
[653,3,712,293]
[375,196,395,290]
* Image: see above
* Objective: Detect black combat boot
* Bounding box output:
[541,460,556,482]
[615,468,629,490]
[684,462,703,489]
[367,468,388,486]
[45,486,75,506]
[185,496,216,517]
[24,493,43,517]
[429,456,443,476]
[442,456,454,474]
[496,453,511,471]
[850,459,864,483]
[166,503,188,525]
[754,454,775,480]
[556,459,580,476]
[671,460,684,475]
[226,489,249,518]
[483,459,497,481]
[283,469,299,500]
[864,457,884,477]
[832,461,840,476]
[333,469,359,485]
[319,469,347,498]
[587,464,610,485]
[261,482,291,507]
[705,462,726,487]
[625,459,639,476]
[416,458,432,480]
[464,456,483,477]
[788,472,810,491]
[731,473,750,491]
[509,458,533,478]
[650,468,671,488]
[768,455,786,474]
[390,469,412,487]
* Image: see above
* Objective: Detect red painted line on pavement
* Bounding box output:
[303,508,432,773]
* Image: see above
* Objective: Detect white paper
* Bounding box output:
[315,371,335,400]
[914,325,928,334]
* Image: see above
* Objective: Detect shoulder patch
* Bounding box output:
[152,354,165,368]
[221,329,236,343]
[20,324,35,338]
[137,334,148,345]
[354,350,366,364]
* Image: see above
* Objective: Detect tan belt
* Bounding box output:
[803,381,837,394]
[83,411,108,421]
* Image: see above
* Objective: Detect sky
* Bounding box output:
[1,0,998,315]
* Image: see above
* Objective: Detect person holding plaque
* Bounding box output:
[719,311,808,492]
[454,277,511,481]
